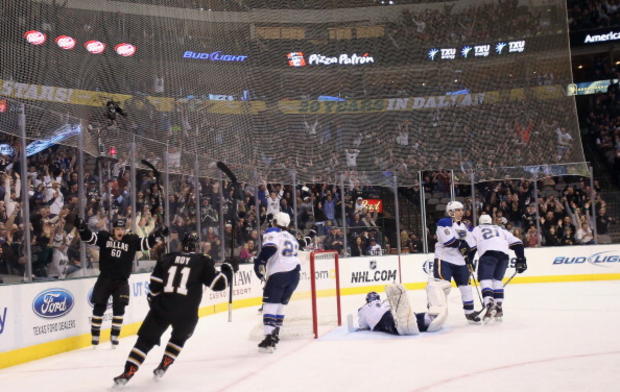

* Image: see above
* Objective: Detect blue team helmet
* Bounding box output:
[366,292,380,303]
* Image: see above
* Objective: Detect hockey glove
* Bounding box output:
[457,240,470,257]
[254,262,266,281]
[515,257,527,274]
[147,292,159,308]
[220,263,235,284]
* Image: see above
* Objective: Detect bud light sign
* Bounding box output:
[32,288,74,319]
[183,50,248,62]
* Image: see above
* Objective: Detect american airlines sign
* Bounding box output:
[584,31,620,44]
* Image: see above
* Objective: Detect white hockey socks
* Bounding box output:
[492,279,504,304]
[385,284,419,335]
[262,303,283,335]
[458,285,475,314]
[480,279,494,306]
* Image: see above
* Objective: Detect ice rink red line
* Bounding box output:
[213,339,316,392]
[411,350,620,392]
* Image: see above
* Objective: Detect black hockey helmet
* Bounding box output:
[182,232,200,253]
[366,292,380,303]
[113,219,126,228]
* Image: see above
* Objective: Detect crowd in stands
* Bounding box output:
[568,0,620,30]
[0,125,613,283]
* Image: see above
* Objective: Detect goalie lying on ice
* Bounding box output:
[350,281,449,335]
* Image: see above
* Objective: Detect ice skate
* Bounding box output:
[465,312,481,324]
[258,333,277,353]
[153,355,174,380]
[482,301,497,325]
[113,365,138,387]
[494,303,503,321]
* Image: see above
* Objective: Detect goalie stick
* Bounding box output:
[216,161,239,322]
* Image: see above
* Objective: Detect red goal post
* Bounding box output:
[309,250,342,339]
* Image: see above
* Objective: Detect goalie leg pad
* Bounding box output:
[426,279,450,315]
[384,284,419,335]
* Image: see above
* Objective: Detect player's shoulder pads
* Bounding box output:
[437,217,452,227]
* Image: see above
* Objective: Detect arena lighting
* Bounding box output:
[84,40,106,54]
[115,43,137,57]
[23,30,46,45]
[55,35,76,50]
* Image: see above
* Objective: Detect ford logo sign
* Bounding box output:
[32,288,74,319]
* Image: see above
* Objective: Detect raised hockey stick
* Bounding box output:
[503,270,518,288]
[216,161,239,322]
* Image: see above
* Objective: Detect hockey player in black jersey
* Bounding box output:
[113,232,237,387]
[75,217,168,348]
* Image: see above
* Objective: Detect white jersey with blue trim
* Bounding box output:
[434,217,474,266]
[262,227,300,277]
[471,224,522,257]
[358,299,390,331]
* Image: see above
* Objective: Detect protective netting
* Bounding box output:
[0,0,584,186]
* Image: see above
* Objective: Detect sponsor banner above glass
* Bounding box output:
[287,52,375,67]
[427,40,526,61]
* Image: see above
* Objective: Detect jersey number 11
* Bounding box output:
[163,266,190,295]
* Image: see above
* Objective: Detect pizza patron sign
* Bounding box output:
[287,52,375,67]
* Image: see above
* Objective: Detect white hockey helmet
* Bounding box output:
[273,212,291,228]
[445,201,464,217]
[479,214,493,225]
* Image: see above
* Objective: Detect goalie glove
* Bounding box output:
[515,257,527,273]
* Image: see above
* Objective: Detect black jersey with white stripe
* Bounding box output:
[148,252,224,317]
[80,229,157,280]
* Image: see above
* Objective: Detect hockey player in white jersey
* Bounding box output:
[353,282,448,335]
[433,201,480,323]
[253,212,300,353]
[470,214,527,323]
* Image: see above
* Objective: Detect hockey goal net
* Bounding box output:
[250,250,341,340]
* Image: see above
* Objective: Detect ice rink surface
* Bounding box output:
[1,280,619,392]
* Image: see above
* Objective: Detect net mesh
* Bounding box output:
[0,0,584,186]
[249,250,339,340]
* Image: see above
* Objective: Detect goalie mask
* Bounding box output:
[366,292,380,303]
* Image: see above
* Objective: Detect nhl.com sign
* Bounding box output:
[287,52,374,67]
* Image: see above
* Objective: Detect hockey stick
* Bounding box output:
[467,265,484,314]
[503,270,518,288]
[216,161,239,322]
